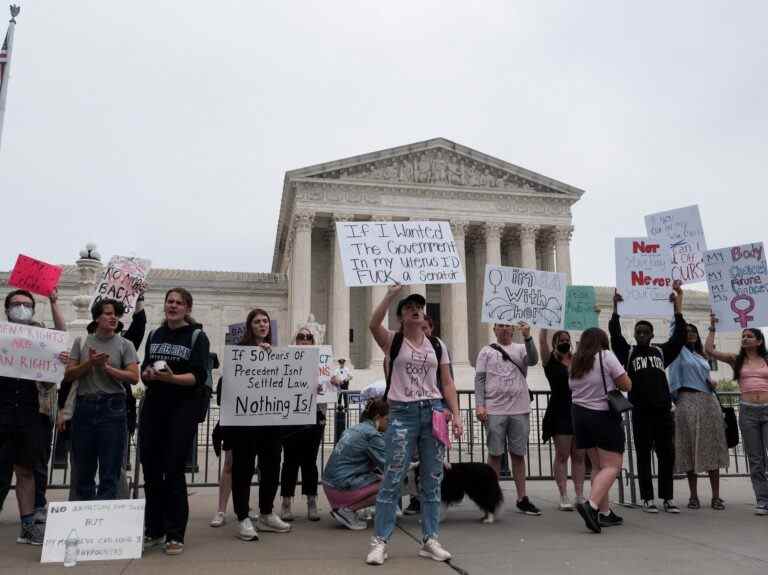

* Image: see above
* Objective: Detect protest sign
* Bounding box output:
[315,345,337,404]
[8,254,62,297]
[41,499,145,564]
[335,220,465,287]
[482,265,566,328]
[564,286,599,330]
[615,238,674,317]
[225,320,279,345]
[220,346,318,426]
[0,321,70,384]
[645,205,707,284]
[91,256,151,315]
[705,242,768,331]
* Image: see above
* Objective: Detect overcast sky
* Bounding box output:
[1,0,765,288]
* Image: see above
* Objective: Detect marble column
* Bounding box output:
[367,217,390,370]
[520,224,539,270]
[329,214,352,366]
[447,221,469,366]
[555,225,574,283]
[290,211,314,336]
[502,229,521,268]
[539,228,556,272]
[483,222,504,342]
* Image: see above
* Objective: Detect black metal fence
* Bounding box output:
[46,390,749,507]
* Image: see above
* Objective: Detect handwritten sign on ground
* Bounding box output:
[335,220,465,287]
[41,499,145,564]
[8,254,63,297]
[564,286,599,330]
[615,238,674,317]
[705,242,768,331]
[91,256,151,316]
[0,321,70,384]
[221,346,318,426]
[645,205,707,284]
[482,265,566,328]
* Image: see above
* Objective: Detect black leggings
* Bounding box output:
[139,388,201,543]
[280,425,324,497]
[231,429,282,521]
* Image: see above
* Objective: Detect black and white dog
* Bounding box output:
[405,461,504,523]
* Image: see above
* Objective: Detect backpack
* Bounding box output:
[383,332,443,401]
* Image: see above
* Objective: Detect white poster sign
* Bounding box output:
[705,242,768,332]
[0,321,70,384]
[41,499,145,564]
[221,346,318,426]
[315,345,337,404]
[91,256,151,316]
[335,220,465,287]
[615,237,674,317]
[481,265,567,328]
[645,205,707,285]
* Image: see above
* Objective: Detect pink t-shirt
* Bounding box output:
[475,343,530,415]
[569,350,626,411]
[386,333,449,403]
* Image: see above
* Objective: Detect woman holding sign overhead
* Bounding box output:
[139,288,211,556]
[226,309,292,542]
[364,284,463,566]
[705,315,768,515]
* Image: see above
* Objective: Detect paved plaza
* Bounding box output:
[1,477,766,574]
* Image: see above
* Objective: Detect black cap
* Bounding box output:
[396,293,426,317]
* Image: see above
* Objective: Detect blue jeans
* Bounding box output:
[739,403,768,506]
[374,400,445,542]
[71,394,127,500]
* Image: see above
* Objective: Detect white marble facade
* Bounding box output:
[0,138,740,388]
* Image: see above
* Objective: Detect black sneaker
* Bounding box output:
[17,523,44,545]
[576,502,602,533]
[663,500,680,514]
[599,510,624,527]
[404,498,421,515]
[516,497,542,516]
[642,500,659,514]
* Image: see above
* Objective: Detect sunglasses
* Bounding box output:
[296,332,314,342]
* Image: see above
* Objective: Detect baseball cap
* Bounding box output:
[396,293,426,317]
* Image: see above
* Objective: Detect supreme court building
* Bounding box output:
[0,138,722,389]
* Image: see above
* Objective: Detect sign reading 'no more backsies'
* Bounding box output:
[220,346,319,426]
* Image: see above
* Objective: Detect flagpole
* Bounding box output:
[0,4,20,151]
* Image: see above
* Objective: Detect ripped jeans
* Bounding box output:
[374,399,445,542]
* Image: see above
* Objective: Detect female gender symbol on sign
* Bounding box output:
[730,295,755,328]
[488,269,503,294]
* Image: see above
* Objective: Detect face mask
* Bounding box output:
[556,342,571,354]
[8,304,34,323]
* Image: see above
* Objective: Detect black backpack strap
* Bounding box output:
[489,343,527,377]
[383,332,404,401]
[427,335,444,394]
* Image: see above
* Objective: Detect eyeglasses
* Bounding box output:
[9,302,34,309]
[296,333,314,342]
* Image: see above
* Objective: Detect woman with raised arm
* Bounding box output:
[669,322,729,510]
[705,314,768,515]
[364,284,463,566]
[568,327,632,533]
[540,328,586,511]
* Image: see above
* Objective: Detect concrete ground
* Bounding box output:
[1,477,766,574]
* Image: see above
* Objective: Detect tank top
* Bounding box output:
[738,361,768,394]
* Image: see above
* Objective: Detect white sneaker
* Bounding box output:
[366,537,387,565]
[755,505,768,516]
[574,495,586,505]
[257,513,292,533]
[642,500,659,514]
[210,511,226,527]
[238,518,259,541]
[559,495,574,511]
[419,538,452,562]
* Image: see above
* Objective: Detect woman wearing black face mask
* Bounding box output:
[540,329,586,511]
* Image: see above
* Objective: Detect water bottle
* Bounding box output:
[63,529,79,568]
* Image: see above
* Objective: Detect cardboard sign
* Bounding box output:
[41,499,145,564]
[482,265,566,328]
[0,321,70,384]
[615,237,674,317]
[705,242,768,331]
[8,254,63,297]
[564,285,599,330]
[220,346,318,426]
[314,345,338,404]
[91,256,151,316]
[335,220,465,287]
[645,205,707,285]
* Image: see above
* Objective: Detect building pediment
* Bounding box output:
[288,138,584,197]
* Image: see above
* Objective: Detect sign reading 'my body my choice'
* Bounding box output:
[221,346,318,426]
[336,221,465,287]
[705,242,768,332]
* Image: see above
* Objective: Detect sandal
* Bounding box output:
[687,496,700,510]
[711,497,725,510]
